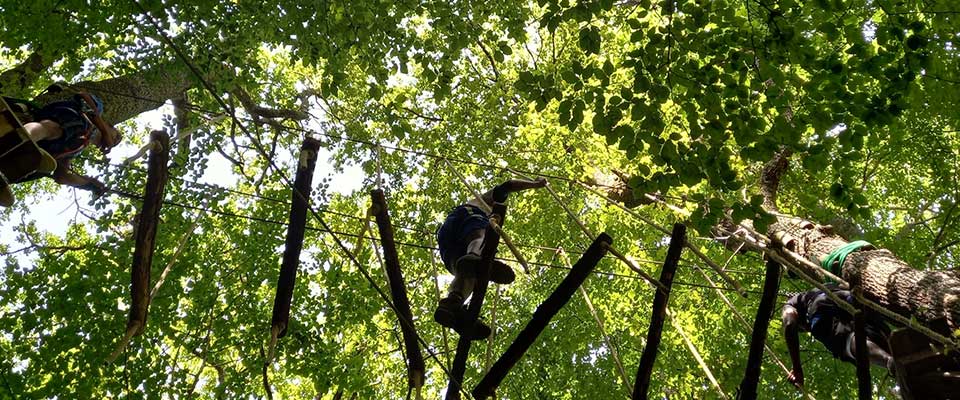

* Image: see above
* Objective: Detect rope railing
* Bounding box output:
[505,167,666,292]
[574,181,748,297]
[724,227,960,350]
[45,6,957,396]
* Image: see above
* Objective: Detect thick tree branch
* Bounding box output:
[759,147,792,211]
[233,88,309,121]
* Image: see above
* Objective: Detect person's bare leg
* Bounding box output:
[447,270,476,301]
[849,335,894,368]
[24,120,63,142]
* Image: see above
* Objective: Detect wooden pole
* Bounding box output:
[149,219,200,300]
[446,202,506,400]
[692,265,817,400]
[737,260,782,400]
[632,223,686,399]
[853,304,872,400]
[268,137,321,360]
[371,189,425,389]
[106,130,170,363]
[472,233,612,399]
[728,226,958,349]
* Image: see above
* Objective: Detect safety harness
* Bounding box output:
[55,93,121,160]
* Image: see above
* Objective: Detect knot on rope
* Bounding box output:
[820,240,872,279]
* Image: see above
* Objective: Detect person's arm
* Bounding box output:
[783,304,805,388]
[479,178,548,204]
[52,159,107,196]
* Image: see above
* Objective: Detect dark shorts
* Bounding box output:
[437,205,490,272]
[810,312,890,362]
[33,99,89,158]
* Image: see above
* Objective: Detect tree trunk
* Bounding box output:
[33,61,193,125]
[767,219,960,334]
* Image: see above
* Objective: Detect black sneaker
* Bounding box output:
[434,295,463,329]
[454,252,482,275]
[455,316,492,341]
[489,260,516,284]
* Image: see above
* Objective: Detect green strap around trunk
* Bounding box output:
[821,240,872,278]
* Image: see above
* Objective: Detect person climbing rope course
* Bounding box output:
[16,92,122,196]
[434,177,547,340]
[782,286,894,389]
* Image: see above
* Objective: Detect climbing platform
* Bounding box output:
[0,96,57,206]
[889,328,960,399]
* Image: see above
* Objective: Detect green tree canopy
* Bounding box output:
[1,0,957,398]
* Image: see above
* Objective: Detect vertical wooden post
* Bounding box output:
[737,260,782,400]
[269,137,321,347]
[472,233,612,399]
[107,130,170,363]
[446,203,506,400]
[632,223,686,399]
[853,306,872,400]
[370,189,425,389]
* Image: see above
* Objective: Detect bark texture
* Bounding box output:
[34,61,193,125]
[588,169,653,209]
[768,219,960,334]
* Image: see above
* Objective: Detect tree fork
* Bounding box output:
[736,259,782,400]
[472,232,612,399]
[370,189,425,389]
[268,137,321,361]
[106,130,170,363]
[632,223,687,400]
[446,203,506,400]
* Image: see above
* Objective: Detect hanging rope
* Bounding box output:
[666,307,730,400]
[574,180,748,297]
[505,167,666,292]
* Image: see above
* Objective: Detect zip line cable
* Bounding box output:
[107,186,768,297]
[65,81,680,197]
[104,161,723,271]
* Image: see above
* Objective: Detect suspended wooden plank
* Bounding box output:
[736,259,782,400]
[107,130,170,363]
[853,307,871,400]
[370,188,425,389]
[632,223,687,400]
[445,202,506,400]
[889,328,960,400]
[268,137,321,358]
[472,233,612,399]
